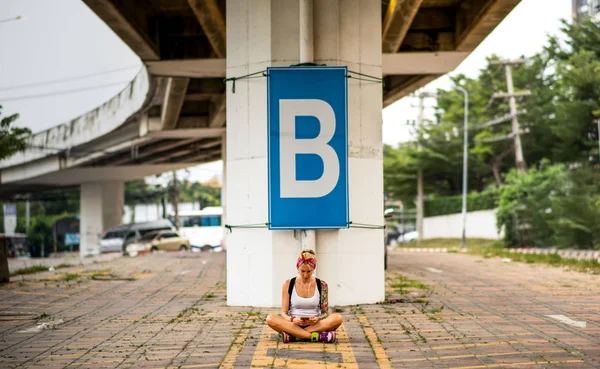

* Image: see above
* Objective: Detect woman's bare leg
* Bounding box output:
[266,314,312,339]
[305,313,344,333]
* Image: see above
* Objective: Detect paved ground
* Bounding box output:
[1,249,599,368]
[8,253,122,271]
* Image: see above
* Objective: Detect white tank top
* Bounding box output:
[289,283,320,317]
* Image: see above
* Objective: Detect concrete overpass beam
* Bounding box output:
[456,0,521,51]
[382,0,424,53]
[79,181,124,257]
[161,78,190,130]
[82,1,159,61]
[226,0,383,307]
[187,0,227,58]
[208,95,226,128]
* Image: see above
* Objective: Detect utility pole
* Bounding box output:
[416,94,425,242]
[455,86,469,250]
[171,171,179,230]
[490,60,529,173]
[413,91,438,242]
[25,200,30,231]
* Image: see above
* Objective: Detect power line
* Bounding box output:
[0,65,141,92]
[0,80,134,102]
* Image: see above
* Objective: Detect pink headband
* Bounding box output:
[296,254,317,270]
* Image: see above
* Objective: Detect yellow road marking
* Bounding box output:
[218,314,256,369]
[392,350,566,362]
[251,323,358,368]
[381,332,537,343]
[166,364,221,369]
[450,359,584,369]
[357,315,393,369]
[390,340,549,352]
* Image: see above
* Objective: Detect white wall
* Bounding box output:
[122,202,202,223]
[423,209,503,240]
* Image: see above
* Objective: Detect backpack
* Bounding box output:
[288,277,322,312]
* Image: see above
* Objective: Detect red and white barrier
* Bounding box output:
[510,248,600,262]
[396,248,448,253]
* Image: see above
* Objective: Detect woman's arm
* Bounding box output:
[318,280,329,320]
[281,279,291,317]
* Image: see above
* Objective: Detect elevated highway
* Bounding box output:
[0,0,520,198]
[0,0,521,306]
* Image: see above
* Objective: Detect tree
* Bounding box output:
[0,105,31,161]
[545,19,600,164]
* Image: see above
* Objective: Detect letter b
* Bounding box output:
[279,99,339,198]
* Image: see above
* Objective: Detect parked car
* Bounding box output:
[100,225,129,253]
[398,230,418,243]
[100,219,175,254]
[125,230,190,256]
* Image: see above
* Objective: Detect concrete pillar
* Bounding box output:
[226,0,384,307]
[221,133,227,250]
[80,181,124,257]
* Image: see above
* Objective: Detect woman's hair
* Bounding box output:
[297,249,317,270]
[300,249,315,259]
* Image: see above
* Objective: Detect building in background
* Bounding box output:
[573,0,600,21]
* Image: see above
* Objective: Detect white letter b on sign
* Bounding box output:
[279,99,340,198]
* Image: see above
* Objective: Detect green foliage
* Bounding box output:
[550,166,600,249]
[176,180,221,208]
[544,20,600,163]
[497,163,600,249]
[424,189,498,217]
[496,162,566,247]
[9,265,48,277]
[0,105,31,161]
[384,19,600,249]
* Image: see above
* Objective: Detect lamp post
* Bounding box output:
[456,86,469,249]
[0,16,24,24]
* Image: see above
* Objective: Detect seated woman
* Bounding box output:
[266,249,343,343]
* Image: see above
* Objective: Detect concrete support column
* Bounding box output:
[221,133,227,250]
[80,181,124,257]
[226,0,383,307]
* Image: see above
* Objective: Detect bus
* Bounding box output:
[1,233,30,258]
[169,207,223,252]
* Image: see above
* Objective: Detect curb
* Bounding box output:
[395,248,448,253]
[510,248,600,262]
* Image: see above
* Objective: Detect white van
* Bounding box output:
[169,207,223,252]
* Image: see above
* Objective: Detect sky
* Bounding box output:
[0,0,572,185]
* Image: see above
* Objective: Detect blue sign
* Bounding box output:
[3,204,16,216]
[267,66,348,230]
[64,233,80,246]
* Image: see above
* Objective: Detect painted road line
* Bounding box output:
[357,315,393,369]
[546,314,587,328]
[426,267,443,273]
[251,323,358,368]
[449,359,584,369]
[389,340,549,352]
[218,314,257,369]
[391,350,566,363]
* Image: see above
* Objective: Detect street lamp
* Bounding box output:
[456,86,469,249]
[0,16,25,24]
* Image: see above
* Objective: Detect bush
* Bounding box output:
[424,188,498,217]
[497,162,600,249]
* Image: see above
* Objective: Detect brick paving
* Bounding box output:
[0,249,598,368]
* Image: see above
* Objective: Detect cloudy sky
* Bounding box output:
[0,0,572,184]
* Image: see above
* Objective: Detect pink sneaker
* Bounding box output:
[311,331,336,343]
[281,332,296,343]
